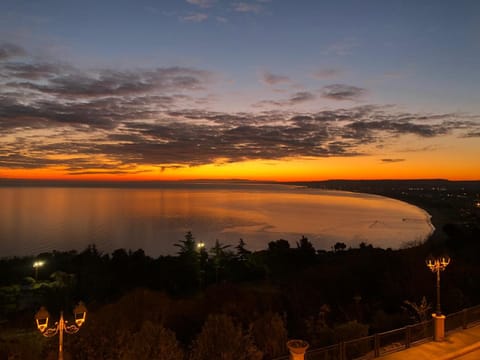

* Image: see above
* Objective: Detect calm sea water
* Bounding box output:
[0,183,433,257]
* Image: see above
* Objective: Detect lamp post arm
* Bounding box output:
[42,326,60,337]
[64,323,81,334]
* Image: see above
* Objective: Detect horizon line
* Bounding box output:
[1,177,479,186]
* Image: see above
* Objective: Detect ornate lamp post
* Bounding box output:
[426,256,450,341]
[35,302,87,360]
[33,260,45,280]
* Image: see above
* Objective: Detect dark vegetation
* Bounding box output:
[0,180,479,359]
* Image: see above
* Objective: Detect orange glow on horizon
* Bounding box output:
[1,153,479,182]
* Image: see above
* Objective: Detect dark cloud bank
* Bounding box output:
[1,43,479,174]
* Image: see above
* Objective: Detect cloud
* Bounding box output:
[0,43,26,60]
[186,0,215,8]
[233,2,263,14]
[3,64,212,97]
[462,131,480,138]
[3,62,72,80]
[253,91,316,107]
[345,119,449,138]
[321,84,367,101]
[181,13,209,22]
[260,71,290,85]
[289,91,315,103]
[324,38,359,56]
[313,68,342,79]
[381,158,405,163]
[0,48,479,173]
[216,16,228,23]
[0,104,477,171]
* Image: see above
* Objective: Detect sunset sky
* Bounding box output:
[1,0,479,181]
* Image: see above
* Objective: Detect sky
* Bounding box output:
[0,0,479,182]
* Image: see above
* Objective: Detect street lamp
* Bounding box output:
[426,255,450,315]
[426,255,450,341]
[33,260,45,280]
[35,302,87,360]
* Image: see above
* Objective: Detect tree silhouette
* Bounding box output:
[175,231,196,257]
[235,238,251,261]
[333,242,347,252]
[120,321,183,360]
[190,313,262,360]
[210,240,232,283]
[174,231,201,293]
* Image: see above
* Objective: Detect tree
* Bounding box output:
[403,296,432,323]
[120,321,184,360]
[333,320,369,342]
[190,314,262,360]
[305,307,335,348]
[173,231,201,293]
[296,236,316,261]
[175,231,197,257]
[333,242,347,252]
[210,240,231,283]
[235,239,251,261]
[250,312,288,358]
[268,239,290,252]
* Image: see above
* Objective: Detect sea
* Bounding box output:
[0,182,434,257]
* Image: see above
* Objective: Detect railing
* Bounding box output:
[272,303,480,360]
[446,305,480,333]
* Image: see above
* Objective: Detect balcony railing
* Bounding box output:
[272,303,480,360]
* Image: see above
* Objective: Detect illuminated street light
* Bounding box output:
[33,260,45,280]
[426,255,450,341]
[426,255,450,315]
[35,302,87,360]
[196,241,205,251]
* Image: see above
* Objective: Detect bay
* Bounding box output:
[0,183,433,257]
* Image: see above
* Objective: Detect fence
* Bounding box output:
[273,303,480,360]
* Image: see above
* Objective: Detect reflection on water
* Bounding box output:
[0,184,433,257]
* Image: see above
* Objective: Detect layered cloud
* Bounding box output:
[321,84,367,101]
[0,43,25,60]
[181,13,209,22]
[233,2,263,14]
[186,0,216,8]
[1,43,479,175]
[260,71,290,86]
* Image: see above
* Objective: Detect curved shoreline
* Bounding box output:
[304,187,445,245]
[373,193,436,241]
[301,187,437,247]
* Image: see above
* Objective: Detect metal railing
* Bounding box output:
[272,303,480,360]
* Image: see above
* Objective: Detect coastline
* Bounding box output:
[327,190,448,244]
[300,187,438,247]
[388,196,448,243]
